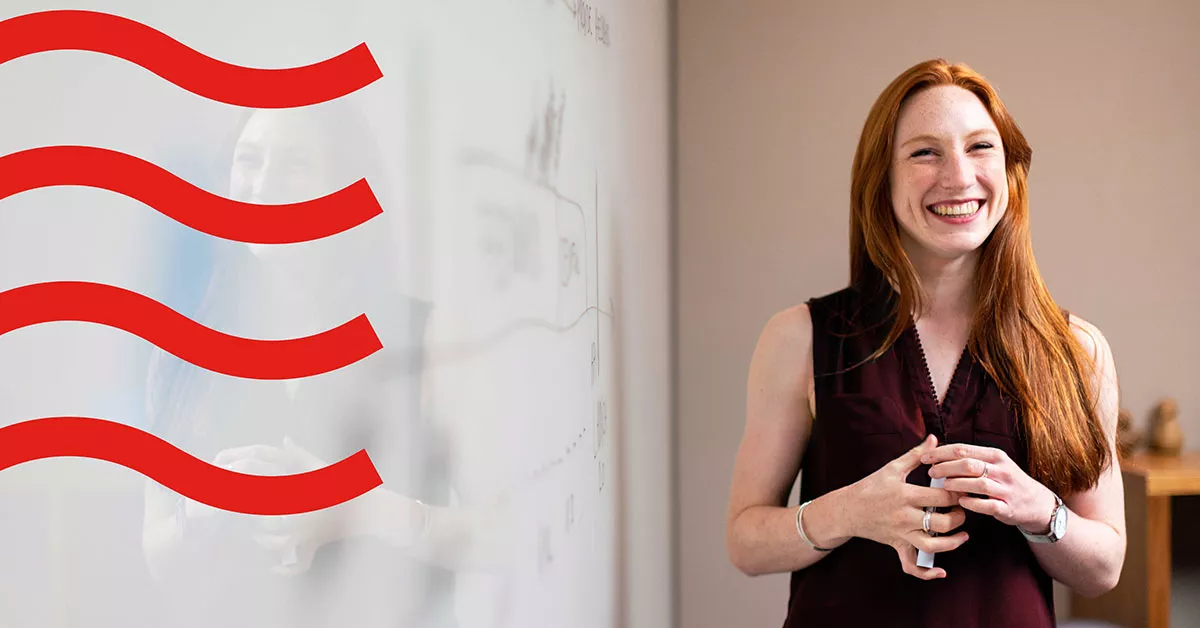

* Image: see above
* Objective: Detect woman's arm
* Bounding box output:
[729,306,970,579]
[349,486,513,573]
[726,305,854,576]
[1025,316,1125,596]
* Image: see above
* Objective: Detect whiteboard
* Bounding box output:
[0,1,671,627]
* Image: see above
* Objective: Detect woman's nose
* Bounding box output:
[249,159,280,203]
[939,151,975,189]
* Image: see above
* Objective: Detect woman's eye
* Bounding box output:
[971,142,994,151]
[910,148,934,158]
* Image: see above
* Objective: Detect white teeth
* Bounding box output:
[929,200,980,216]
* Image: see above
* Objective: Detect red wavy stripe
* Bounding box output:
[0,417,382,515]
[0,146,381,244]
[0,10,382,108]
[0,282,382,380]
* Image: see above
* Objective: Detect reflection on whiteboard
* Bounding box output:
[0,0,667,626]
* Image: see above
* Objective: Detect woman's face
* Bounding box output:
[230,109,334,204]
[230,110,334,260]
[889,85,1008,264]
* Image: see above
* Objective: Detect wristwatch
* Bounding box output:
[1021,493,1067,543]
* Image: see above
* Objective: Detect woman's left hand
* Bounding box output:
[922,444,1057,534]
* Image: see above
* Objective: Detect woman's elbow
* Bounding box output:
[727,548,764,577]
[1074,574,1119,599]
[725,518,759,577]
[1075,556,1124,599]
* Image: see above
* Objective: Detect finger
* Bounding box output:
[905,486,960,509]
[959,495,1012,519]
[928,458,990,480]
[893,434,939,474]
[908,530,969,554]
[227,458,289,476]
[920,443,1005,466]
[894,543,946,580]
[941,477,1005,499]
[928,507,968,534]
[212,446,256,467]
[282,436,328,470]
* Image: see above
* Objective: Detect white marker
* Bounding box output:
[916,476,945,569]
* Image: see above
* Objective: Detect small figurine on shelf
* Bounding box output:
[1117,408,1142,458]
[1149,398,1184,456]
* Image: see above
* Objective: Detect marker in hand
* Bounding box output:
[916,476,945,569]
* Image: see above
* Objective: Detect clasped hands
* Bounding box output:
[848,434,1058,580]
[184,437,353,576]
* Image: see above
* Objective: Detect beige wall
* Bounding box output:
[676,1,1200,627]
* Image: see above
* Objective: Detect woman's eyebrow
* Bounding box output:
[898,133,941,148]
[899,128,999,148]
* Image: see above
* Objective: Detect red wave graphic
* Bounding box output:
[0,10,382,108]
[0,282,382,379]
[0,146,382,244]
[0,417,382,514]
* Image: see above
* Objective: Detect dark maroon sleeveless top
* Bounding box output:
[783,285,1056,627]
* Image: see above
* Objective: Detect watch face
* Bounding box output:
[1053,506,1068,538]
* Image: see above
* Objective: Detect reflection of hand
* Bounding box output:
[252,437,341,576]
[185,445,292,521]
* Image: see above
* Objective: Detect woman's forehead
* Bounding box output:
[236,109,330,153]
[895,85,998,140]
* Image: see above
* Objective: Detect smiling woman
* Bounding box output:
[726,59,1125,628]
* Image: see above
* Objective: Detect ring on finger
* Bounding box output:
[981,463,989,480]
[922,509,932,534]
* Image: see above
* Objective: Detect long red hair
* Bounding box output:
[849,59,1108,495]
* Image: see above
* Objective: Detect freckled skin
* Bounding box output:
[889,86,1009,266]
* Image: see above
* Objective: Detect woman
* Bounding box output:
[726,59,1125,627]
[140,102,456,627]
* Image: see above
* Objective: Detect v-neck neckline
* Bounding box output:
[905,323,972,437]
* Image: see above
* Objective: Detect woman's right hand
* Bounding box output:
[846,434,969,579]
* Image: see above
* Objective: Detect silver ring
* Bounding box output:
[981,463,990,480]
[922,510,932,534]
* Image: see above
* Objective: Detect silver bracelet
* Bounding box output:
[795,500,833,552]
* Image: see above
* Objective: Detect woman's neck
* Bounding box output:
[908,249,978,323]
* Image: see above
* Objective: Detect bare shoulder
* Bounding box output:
[1067,313,1117,383]
[753,303,814,377]
[1066,312,1120,426]
[760,303,813,347]
[750,303,816,417]
[1067,313,1109,359]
